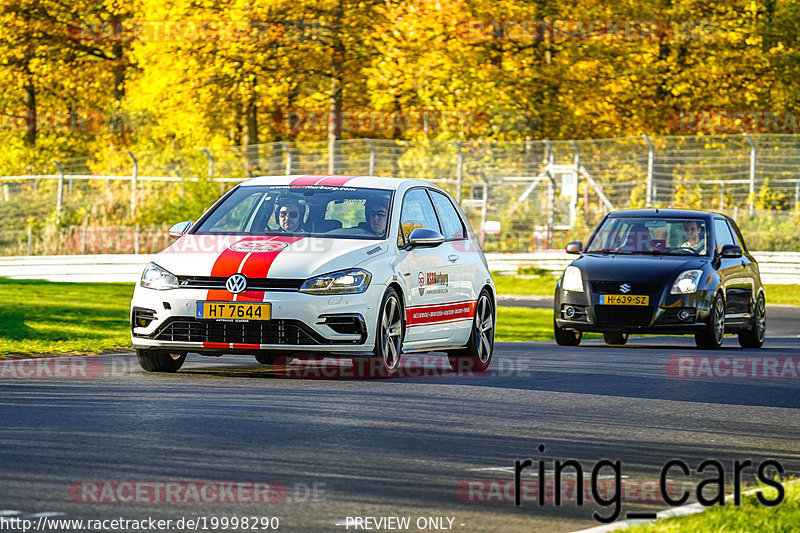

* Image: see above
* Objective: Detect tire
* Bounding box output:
[447,289,495,373]
[603,332,628,346]
[373,287,404,377]
[695,293,725,350]
[738,293,766,348]
[136,349,186,372]
[554,319,582,346]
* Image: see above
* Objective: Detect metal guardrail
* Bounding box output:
[0,252,798,285]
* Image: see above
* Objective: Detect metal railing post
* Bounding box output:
[53,159,64,216]
[455,141,463,203]
[570,140,580,226]
[199,147,214,178]
[744,133,756,215]
[127,150,138,217]
[642,134,654,206]
[280,142,292,176]
[365,139,375,176]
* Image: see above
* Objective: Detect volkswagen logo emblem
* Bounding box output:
[226,274,247,294]
[619,283,632,294]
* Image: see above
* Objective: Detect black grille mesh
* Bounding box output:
[146,318,347,345]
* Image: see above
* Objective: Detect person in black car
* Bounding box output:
[680,220,705,253]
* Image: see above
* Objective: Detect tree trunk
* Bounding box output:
[24,82,36,148]
[328,1,344,175]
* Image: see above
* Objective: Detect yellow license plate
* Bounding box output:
[598,294,649,306]
[196,301,271,320]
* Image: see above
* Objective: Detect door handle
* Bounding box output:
[448,254,459,263]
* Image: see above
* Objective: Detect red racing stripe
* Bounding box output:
[203,342,229,349]
[237,237,305,302]
[290,175,323,185]
[316,175,357,186]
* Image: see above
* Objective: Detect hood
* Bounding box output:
[571,253,708,282]
[153,234,389,279]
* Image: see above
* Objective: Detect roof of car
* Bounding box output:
[608,208,732,219]
[242,175,429,190]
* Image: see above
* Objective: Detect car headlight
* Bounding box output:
[562,266,584,293]
[300,269,372,295]
[670,269,703,294]
[140,262,179,290]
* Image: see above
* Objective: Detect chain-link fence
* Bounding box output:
[1,134,799,255]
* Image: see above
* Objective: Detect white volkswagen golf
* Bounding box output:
[131,175,496,376]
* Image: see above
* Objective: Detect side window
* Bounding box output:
[399,189,441,245]
[725,220,743,248]
[429,190,466,240]
[714,218,735,253]
[208,192,262,232]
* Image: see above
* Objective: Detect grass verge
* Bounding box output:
[492,273,800,306]
[628,479,799,532]
[0,279,566,356]
[0,278,133,356]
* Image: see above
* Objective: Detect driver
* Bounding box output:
[680,220,705,252]
[275,199,305,233]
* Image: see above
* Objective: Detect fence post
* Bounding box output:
[134,223,140,254]
[543,140,555,248]
[27,225,33,256]
[642,134,654,206]
[454,141,463,203]
[280,141,292,175]
[570,140,580,227]
[795,179,799,210]
[81,223,87,254]
[365,139,375,176]
[199,147,219,194]
[52,159,64,217]
[127,150,138,217]
[744,133,756,215]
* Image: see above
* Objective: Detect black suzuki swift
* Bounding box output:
[554,209,766,349]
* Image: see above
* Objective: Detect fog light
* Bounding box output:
[677,309,692,322]
[564,306,575,319]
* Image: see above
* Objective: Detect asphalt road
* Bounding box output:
[1,321,799,533]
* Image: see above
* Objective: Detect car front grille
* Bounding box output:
[594,306,654,326]
[591,281,663,295]
[144,318,361,345]
[177,276,304,291]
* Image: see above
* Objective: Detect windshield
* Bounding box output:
[192,185,394,240]
[585,217,709,256]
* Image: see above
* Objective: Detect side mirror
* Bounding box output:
[565,241,583,254]
[169,221,193,239]
[407,227,445,248]
[720,244,742,258]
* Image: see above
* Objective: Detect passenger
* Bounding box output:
[363,197,389,237]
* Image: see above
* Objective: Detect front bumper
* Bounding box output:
[130,283,382,354]
[554,287,715,334]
